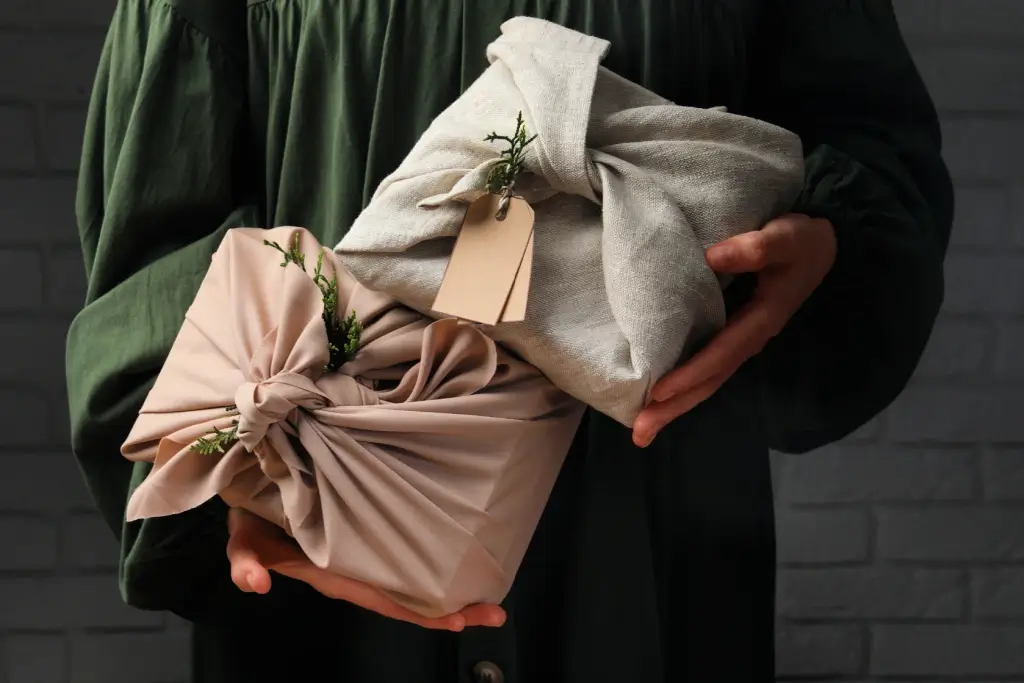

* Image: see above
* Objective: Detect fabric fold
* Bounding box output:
[335,17,806,425]
[122,226,585,618]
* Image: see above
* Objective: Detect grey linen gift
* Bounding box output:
[335,17,805,426]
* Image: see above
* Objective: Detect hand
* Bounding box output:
[226,508,507,631]
[632,214,837,448]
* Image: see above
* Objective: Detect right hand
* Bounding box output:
[226,508,507,632]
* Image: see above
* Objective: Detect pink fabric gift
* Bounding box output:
[121,226,584,618]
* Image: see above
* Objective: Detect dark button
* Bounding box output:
[472,661,505,683]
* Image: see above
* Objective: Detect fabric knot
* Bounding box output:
[234,372,329,451]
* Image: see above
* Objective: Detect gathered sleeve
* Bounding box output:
[741,0,954,453]
[65,0,261,616]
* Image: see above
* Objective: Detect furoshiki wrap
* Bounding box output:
[335,17,806,425]
[121,226,584,618]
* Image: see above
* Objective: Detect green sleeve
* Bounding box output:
[741,0,954,454]
[66,0,257,616]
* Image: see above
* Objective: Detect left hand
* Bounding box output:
[226,508,507,631]
[632,213,837,448]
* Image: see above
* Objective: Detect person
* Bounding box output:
[65,0,953,681]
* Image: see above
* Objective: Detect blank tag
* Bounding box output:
[499,231,533,322]
[432,193,535,326]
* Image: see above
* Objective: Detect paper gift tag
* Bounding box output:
[432,193,535,326]
[499,230,533,323]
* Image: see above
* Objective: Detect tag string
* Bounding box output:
[495,184,515,221]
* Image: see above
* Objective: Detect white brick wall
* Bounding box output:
[0,0,1021,681]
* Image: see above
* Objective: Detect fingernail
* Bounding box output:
[489,613,506,627]
[634,432,653,448]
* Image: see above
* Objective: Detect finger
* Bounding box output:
[226,535,273,594]
[225,509,277,594]
[705,219,801,274]
[279,562,505,629]
[231,509,310,569]
[369,597,469,632]
[227,507,246,535]
[650,300,782,402]
[633,374,724,447]
[459,603,507,628]
[375,600,467,632]
[274,561,468,631]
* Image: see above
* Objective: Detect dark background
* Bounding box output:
[0,1,1022,681]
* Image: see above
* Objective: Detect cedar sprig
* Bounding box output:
[263,233,362,372]
[189,236,363,454]
[310,248,362,372]
[264,233,307,270]
[331,309,362,372]
[191,406,241,455]
[484,111,537,194]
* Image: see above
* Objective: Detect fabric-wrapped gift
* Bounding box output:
[335,17,806,426]
[121,226,585,618]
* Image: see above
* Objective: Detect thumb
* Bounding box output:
[706,217,804,274]
[228,546,273,594]
[226,511,272,594]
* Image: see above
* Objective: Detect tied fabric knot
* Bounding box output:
[234,372,331,451]
[485,16,609,200]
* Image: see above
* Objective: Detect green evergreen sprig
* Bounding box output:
[190,406,240,455]
[262,232,362,372]
[191,421,239,455]
[484,111,538,195]
[189,235,362,454]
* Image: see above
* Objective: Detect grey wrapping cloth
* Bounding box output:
[335,17,805,426]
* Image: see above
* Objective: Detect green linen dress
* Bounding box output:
[65,0,953,681]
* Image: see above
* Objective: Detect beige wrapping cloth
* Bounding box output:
[121,226,585,618]
[334,17,806,426]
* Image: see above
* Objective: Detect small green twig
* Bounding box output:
[190,235,363,455]
[264,234,307,270]
[262,233,362,372]
[484,111,537,195]
[191,420,239,455]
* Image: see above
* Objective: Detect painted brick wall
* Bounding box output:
[0,1,1020,681]
[773,1,1024,679]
